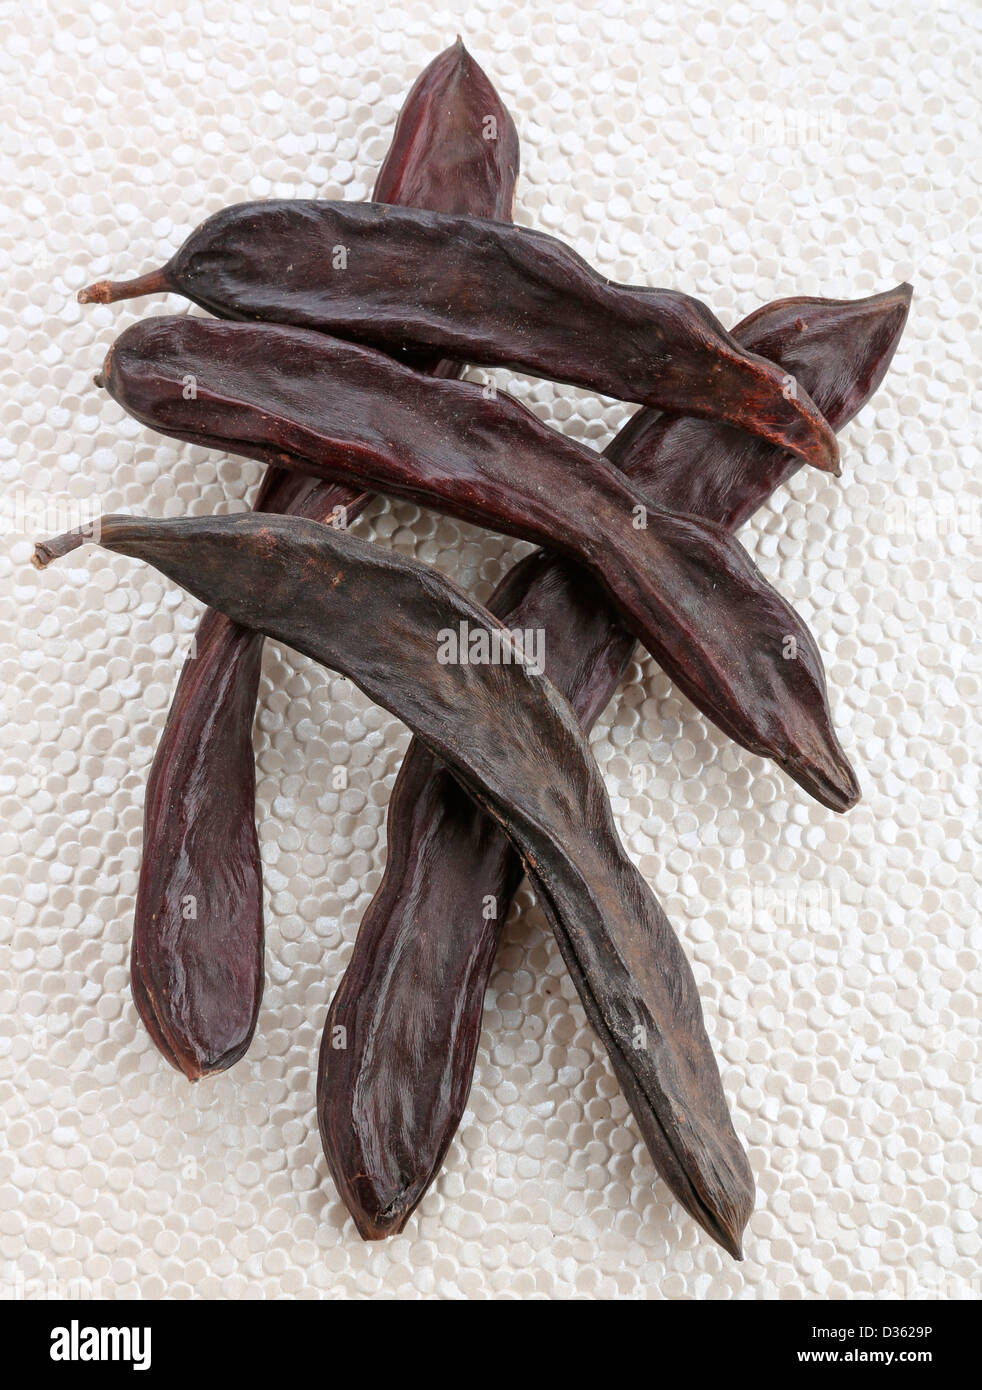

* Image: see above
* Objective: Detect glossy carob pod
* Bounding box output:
[33,511,756,1260]
[78,202,839,472]
[128,40,518,1079]
[374,40,519,217]
[613,286,914,530]
[321,285,912,1239]
[96,316,859,810]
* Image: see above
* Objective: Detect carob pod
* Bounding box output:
[130,470,370,1078]
[78,202,839,472]
[321,284,912,1239]
[128,40,518,1079]
[96,315,859,810]
[33,512,756,1259]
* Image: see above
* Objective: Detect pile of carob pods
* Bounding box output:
[34,41,911,1258]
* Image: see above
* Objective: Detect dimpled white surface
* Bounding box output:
[1,0,980,1301]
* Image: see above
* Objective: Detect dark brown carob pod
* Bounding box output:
[33,511,756,1260]
[96,316,859,810]
[78,200,839,471]
[128,40,518,1079]
[130,470,369,1079]
[320,284,912,1239]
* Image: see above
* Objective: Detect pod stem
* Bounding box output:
[77,267,172,305]
[32,527,93,568]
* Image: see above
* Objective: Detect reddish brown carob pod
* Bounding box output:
[95,315,859,810]
[34,511,756,1259]
[78,204,839,472]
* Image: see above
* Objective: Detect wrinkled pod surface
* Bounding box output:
[35,511,756,1259]
[321,284,911,1238]
[79,201,840,471]
[97,316,860,811]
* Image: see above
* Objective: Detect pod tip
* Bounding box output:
[786,745,861,814]
[335,1169,422,1242]
[813,423,840,475]
[694,1158,754,1261]
[720,1230,745,1261]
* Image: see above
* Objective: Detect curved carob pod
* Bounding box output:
[130,469,370,1079]
[322,283,912,1240]
[128,40,518,1079]
[97,315,859,810]
[615,286,914,531]
[78,201,839,472]
[33,512,756,1259]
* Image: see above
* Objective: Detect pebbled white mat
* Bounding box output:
[1,0,979,1300]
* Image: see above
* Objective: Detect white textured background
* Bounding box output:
[1,0,979,1300]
